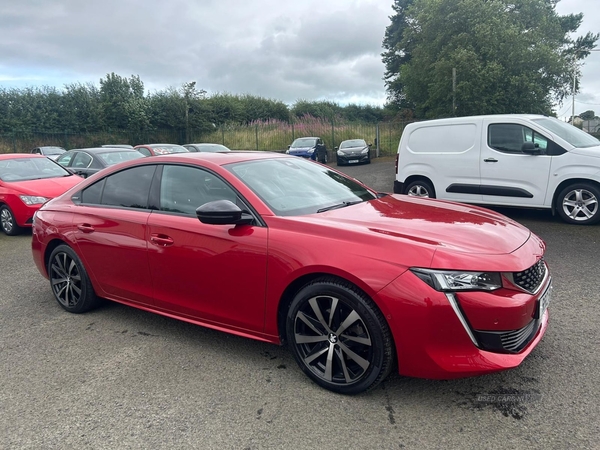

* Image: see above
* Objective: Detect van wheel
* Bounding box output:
[556,183,600,225]
[405,180,435,198]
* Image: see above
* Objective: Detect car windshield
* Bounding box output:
[227,157,376,216]
[195,144,230,152]
[340,140,366,149]
[0,157,72,182]
[291,138,317,148]
[42,147,66,156]
[97,151,145,166]
[532,118,600,148]
[150,145,189,154]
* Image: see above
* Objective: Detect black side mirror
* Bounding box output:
[521,142,540,154]
[196,200,253,225]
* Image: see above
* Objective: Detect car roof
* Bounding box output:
[120,150,289,167]
[0,153,47,160]
[67,147,140,154]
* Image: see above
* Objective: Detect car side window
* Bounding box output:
[57,153,73,166]
[100,165,156,208]
[160,165,238,215]
[488,124,548,154]
[137,147,151,157]
[72,152,93,168]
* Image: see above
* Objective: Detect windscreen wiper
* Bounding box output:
[317,200,362,213]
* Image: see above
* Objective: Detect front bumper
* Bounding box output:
[337,153,370,164]
[377,267,550,379]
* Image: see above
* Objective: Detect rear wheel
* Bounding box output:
[0,205,22,236]
[556,183,600,225]
[48,245,101,313]
[404,179,435,198]
[286,277,394,394]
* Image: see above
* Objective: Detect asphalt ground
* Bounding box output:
[1,156,598,449]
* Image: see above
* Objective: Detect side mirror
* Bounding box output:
[521,142,540,154]
[196,200,253,225]
[334,146,338,150]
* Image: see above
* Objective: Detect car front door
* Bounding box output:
[480,120,552,207]
[146,164,268,333]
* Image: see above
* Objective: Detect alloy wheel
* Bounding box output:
[561,188,598,222]
[293,294,373,386]
[407,185,430,197]
[50,251,83,309]
[0,207,14,234]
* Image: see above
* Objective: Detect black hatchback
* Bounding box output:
[55,147,145,178]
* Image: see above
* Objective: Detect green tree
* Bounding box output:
[99,73,146,129]
[579,110,596,120]
[383,0,599,118]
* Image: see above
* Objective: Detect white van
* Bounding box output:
[394,114,600,225]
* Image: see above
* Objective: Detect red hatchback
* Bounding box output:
[0,154,83,235]
[31,152,551,394]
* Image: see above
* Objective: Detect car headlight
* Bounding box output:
[337,150,345,156]
[285,149,290,154]
[411,268,502,291]
[361,148,369,154]
[20,195,49,205]
[307,148,315,154]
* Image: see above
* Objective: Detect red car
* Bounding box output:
[31,152,551,394]
[0,154,83,235]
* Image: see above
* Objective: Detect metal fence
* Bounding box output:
[0,120,414,159]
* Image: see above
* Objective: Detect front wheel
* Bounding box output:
[556,183,600,225]
[48,245,101,313]
[286,277,394,394]
[0,205,22,236]
[404,179,435,198]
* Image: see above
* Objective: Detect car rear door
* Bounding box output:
[70,165,157,305]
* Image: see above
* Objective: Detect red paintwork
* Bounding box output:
[31,152,550,379]
[0,154,83,228]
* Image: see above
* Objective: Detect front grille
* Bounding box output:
[513,259,546,293]
[474,319,539,353]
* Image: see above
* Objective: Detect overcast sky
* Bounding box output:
[0,0,598,118]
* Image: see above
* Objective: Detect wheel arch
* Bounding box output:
[551,178,600,214]
[403,175,436,196]
[276,272,396,348]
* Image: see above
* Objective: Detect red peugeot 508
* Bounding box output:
[32,152,551,394]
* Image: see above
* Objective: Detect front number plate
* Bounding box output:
[349,160,359,163]
[536,280,552,319]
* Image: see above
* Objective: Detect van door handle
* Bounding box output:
[483,158,498,163]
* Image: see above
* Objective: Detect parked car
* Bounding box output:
[0,154,82,235]
[184,143,231,153]
[32,151,551,394]
[56,147,145,178]
[134,144,189,156]
[101,144,134,149]
[394,114,600,225]
[30,146,66,160]
[286,137,328,163]
[335,139,371,166]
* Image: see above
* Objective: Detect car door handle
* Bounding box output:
[483,158,498,163]
[150,234,174,246]
[77,224,95,233]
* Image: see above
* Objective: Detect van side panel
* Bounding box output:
[397,120,483,202]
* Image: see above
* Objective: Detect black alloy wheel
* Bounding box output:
[286,277,394,394]
[48,245,101,313]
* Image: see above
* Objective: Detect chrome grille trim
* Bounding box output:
[445,293,479,347]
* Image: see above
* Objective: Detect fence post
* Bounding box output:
[291,121,294,141]
[12,132,17,153]
[376,123,380,158]
[64,130,69,149]
[221,126,225,146]
[331,117,335,159]
[255,124,259,151]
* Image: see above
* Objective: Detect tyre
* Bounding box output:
[556,183,600,225]
[0,205,22,236]
[48,244,101,313]
[320,153,328,164]
[286,277,394,395]
[404,179,435,198]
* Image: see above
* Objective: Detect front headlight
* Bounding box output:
[285,149,290,154]
[337,150,344,156]
[20,195,49,205]
[307,148,315,154]
[411,268,502,291]
[361,148,369,154]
